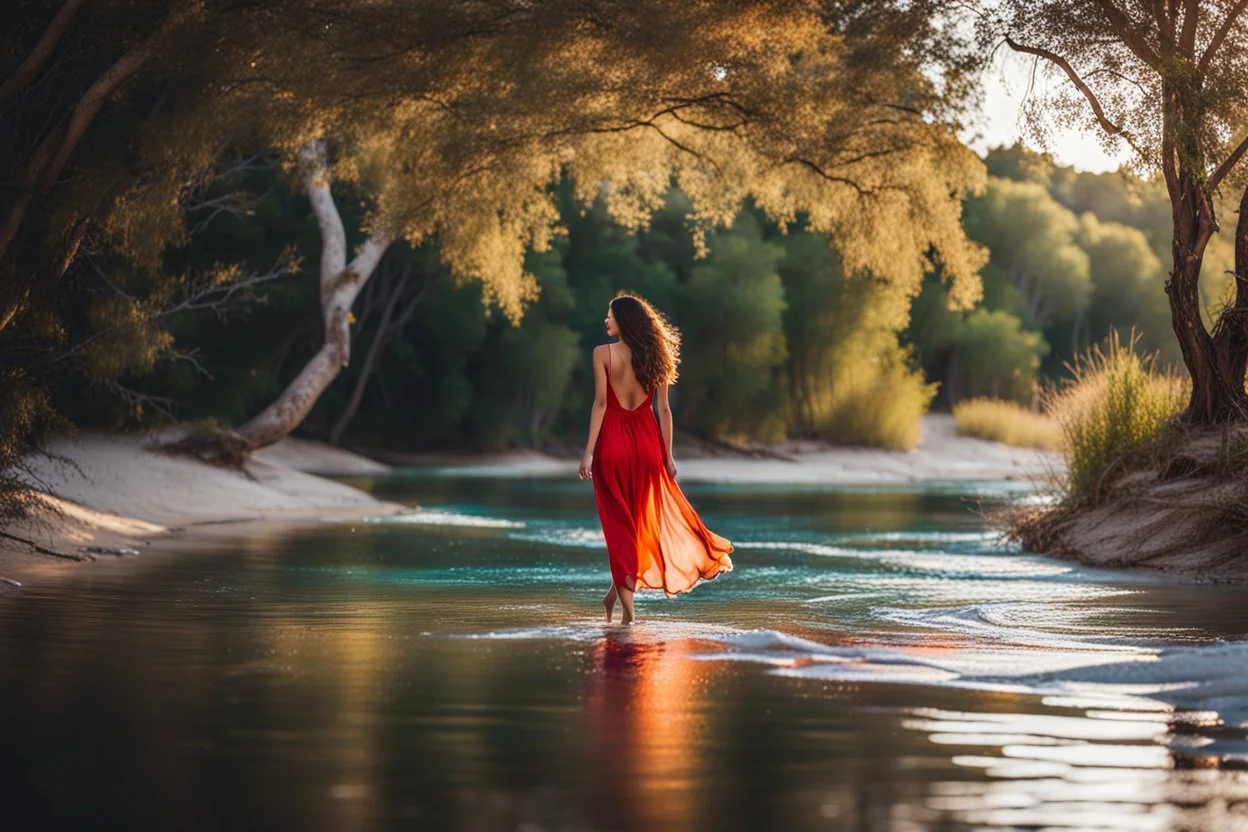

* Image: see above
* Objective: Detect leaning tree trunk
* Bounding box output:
[235,143,391,450]
[1209,183,1248,416]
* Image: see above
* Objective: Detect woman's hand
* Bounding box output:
[578,452,593,480]
[665,457,678,479]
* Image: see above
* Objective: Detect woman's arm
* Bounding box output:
[578,345,609,480]
[656,382,676,478]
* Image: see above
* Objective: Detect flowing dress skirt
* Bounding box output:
[591,380,733,595]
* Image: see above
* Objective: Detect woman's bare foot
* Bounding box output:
[617,584,636,625]
[602,585,617,623]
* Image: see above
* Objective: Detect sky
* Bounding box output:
[963,47,1135,174]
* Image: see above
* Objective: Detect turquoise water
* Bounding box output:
[3,474,1248,830]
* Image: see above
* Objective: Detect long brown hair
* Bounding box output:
[610,293,681,391]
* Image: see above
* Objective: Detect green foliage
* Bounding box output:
[813,346,936,450]
[957,309,1048,404]
[953,398,1061,450]
[1045,334,1187,502]
[779,229,933,447]
[1076,213,1176,365]
[963,177,1092,327]
[678,213,788,442]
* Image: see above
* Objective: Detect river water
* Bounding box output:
[3,473,1248,831]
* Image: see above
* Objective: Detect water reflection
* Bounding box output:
[899,704,1248,829]
[586,635,701,829]
[5,477,1248,830]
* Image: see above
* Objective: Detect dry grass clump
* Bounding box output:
[952,398,1061,449]
[1043,332,1187,503]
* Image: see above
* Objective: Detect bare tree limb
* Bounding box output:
[1208,133,1248,195]
[1004,36,1145,157]
[0,0,88,108]
[107,381,177,421]
[1198,0,1248,75]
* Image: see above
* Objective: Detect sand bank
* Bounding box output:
[1,432,404,587]
[386,415,1059,485]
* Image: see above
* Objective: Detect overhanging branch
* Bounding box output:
[1004,36,1145,158]
[1208,133,1248,195]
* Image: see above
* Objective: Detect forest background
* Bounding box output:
[59,144,1213,454]
[5,0,1231,469]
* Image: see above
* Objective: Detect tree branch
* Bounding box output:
[1208,133,1248,195]
[1198,0,1248,75]
[1003,36,1145,157]
[1177,0,1200,54]
[1092,0,1164,69]
[0,0,88,108]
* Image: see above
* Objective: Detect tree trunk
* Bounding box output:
[0,9,175,336]
[1208,183,1248,417]
[235,143,391,450]
[1165,169,1245,422]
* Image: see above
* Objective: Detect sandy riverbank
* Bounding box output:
[0,415,1059,592]
[377,415,1060,485]
[0,433,405,589]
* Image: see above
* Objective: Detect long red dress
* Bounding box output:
[592,345,734,595]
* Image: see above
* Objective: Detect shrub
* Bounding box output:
[1043,333,1186,501]
[953,398,1061,449]
[813,345,937,450]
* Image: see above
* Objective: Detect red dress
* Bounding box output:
[591,346,734,595]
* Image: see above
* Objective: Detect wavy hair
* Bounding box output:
[610,293,681,391]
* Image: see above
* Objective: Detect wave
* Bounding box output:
[690,627,1248,729]
[508,527,605,548]
[736,540,1071,577]
[357,509,526,529]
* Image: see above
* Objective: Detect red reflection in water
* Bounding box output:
[585,634,708,830]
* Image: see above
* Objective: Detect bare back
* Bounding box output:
[606,342,650,410]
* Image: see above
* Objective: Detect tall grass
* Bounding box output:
[1043,332,1187,501]
[952,398,1062,450]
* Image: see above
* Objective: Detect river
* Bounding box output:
[3,473,1247,830]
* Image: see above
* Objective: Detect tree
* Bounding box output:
[3,0,990,462]
[779,229,936,447]
[167,0,990,450]
[987,0,1248,421]
[957,309,1049,403]
[1076,212,1178,363]
[679,212,788,441]
[963,177,1093,327]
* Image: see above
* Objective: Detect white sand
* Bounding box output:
[413,415,1059,485]
[1,433,403,583]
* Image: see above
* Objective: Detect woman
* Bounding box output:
[578,294,733,624]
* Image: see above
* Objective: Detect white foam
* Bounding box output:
[738,540,1070,577]
[361,510,525,529]
[508,527,606,548]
